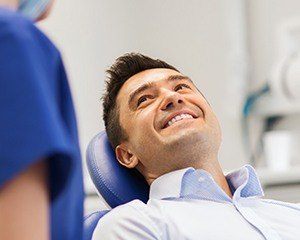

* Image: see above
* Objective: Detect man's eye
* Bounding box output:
[137,95,149,106]
[175,83,191,91]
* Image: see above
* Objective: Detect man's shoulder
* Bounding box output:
[92,200,163,239]
[260,198,300,210]
[103,200,150,220]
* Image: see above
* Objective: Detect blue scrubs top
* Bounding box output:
[0,8,83,240]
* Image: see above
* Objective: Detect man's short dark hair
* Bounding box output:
[102,53,179,149]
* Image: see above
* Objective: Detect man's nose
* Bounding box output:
[160,91,184,111]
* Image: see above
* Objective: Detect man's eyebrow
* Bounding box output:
[167,75,193,83]
[128,82,154,107]
[128,74,193,107]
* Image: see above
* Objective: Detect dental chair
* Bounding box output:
[84,131,149,240]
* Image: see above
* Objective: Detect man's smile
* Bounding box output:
[159,107,204,130]
[164,113,194,128]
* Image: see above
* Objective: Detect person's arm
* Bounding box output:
[92,203,162,240]
[0,160,49,240]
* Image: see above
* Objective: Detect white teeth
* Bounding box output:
[175,115,181,121]
[166,113,194,127]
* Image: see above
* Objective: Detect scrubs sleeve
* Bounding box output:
[0,21,75,200]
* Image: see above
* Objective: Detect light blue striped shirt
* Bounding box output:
[93,165,300,240]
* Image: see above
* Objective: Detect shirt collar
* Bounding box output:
[149,167,192,200]
[149,164,264,202]
[226,164,264,199]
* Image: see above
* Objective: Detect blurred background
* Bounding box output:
[39,0,300,213]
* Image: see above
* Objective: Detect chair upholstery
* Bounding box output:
[84,210,110,240]
[86,131,149,208]
[84,131,150,239]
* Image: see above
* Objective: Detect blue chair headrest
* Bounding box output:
[86,131,149,208]
[84,210,110,240]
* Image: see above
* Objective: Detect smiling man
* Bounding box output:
[93,53,300,240]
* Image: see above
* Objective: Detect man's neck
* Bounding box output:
[197,161,233,198]
[0,0,18,10]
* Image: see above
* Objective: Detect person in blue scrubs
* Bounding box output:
[0,1,83,239]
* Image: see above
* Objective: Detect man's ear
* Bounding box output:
[115,143,139,169]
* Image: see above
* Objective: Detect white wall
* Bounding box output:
[248,0,300,88]
[247,0,300,167]
[40,0,249,178]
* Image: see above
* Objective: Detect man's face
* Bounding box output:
[116,68,222,178]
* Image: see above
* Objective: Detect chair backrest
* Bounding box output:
[84,210,110,240]
[86,131,149,208]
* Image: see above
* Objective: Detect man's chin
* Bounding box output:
[162,128,205,149]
